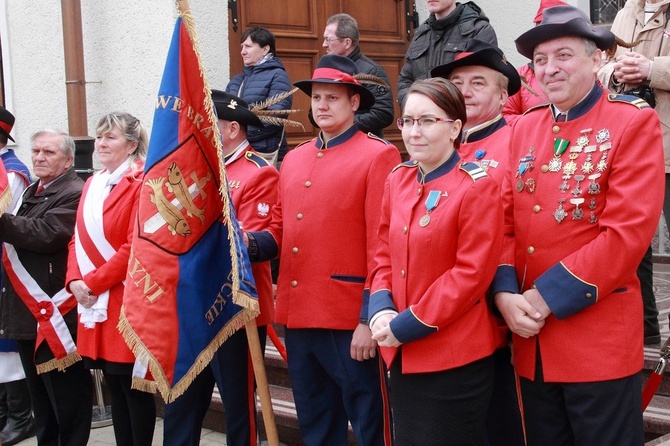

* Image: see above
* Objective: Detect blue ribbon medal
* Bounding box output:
[419,190,442,227]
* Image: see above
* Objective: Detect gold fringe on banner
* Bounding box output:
[35,352,82,375]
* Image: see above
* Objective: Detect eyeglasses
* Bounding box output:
[323,37,345,45]
[397,117,455,130]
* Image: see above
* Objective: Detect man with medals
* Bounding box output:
[431,39,525,445]
[0,129,92,445]
[246,54,399,445]
[490,6,665,445]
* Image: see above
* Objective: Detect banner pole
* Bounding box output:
[246,320,280,445]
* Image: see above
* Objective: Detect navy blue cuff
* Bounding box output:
[535,263,597,319]
[390,308,437,344]
[359,289,370,322]
[369,290,396,318]
[490,265,520,296]
[248,230,278,262]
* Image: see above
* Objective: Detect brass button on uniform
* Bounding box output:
[417,188,422,195]
[527,246,535,254]
[291,280,298,287]
[402,226,408,234]
[585,293,593,299]
[305,181,312,187]
[552,125,560,134]
[297,213,303,220]
[533,205,541,213]
[401,270,406,278]
[317,152,324,158]
[292,247,299,254]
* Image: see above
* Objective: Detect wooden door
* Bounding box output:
[227,0,416,156]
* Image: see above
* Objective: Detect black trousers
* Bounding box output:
[484,346,524,446]
[285,328,392,446]
[520,349,643,446]
[104,372,156,446]
[17,339,93,446]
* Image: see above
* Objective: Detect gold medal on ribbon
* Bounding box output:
[419,190,442,228]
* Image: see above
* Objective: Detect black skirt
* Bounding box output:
[389,351,495,446]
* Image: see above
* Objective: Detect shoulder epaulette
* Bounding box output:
[522,102,551,116]
[459,162,488,181]
[366,132,390,145]
[391,159,418,173]
[607,93,651,109]
[244,151,272,168]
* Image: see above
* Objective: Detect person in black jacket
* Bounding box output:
[323,13,395,137]
[397,0,497,107]
[0,129,92,446]
[226,27,293,166]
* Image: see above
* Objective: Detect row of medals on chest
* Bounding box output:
[516,128,611,224]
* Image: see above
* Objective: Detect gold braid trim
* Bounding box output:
[119,305,258,402]
[131,377,158,394]
[35,352,82,374]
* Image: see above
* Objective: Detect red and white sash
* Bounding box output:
[2,243,79,373]
[74,162,128,328]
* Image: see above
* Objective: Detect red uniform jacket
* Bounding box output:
[369,155,503,373]
[492,85,665,382]
[225,146,279,326]
[67,171,141,364]
[268,126,400,329]
[460,115,512,187]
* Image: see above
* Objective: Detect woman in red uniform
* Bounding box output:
[369,78,503,445]
[66,112,155,446]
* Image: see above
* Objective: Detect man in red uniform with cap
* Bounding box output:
[248,54,399,445]
[163,91,278,446]
[431,40,524,446]
[491,6,665,444]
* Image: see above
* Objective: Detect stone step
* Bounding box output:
[646,395,670,443]
[188,334,670,444]
[265,340,290,388]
